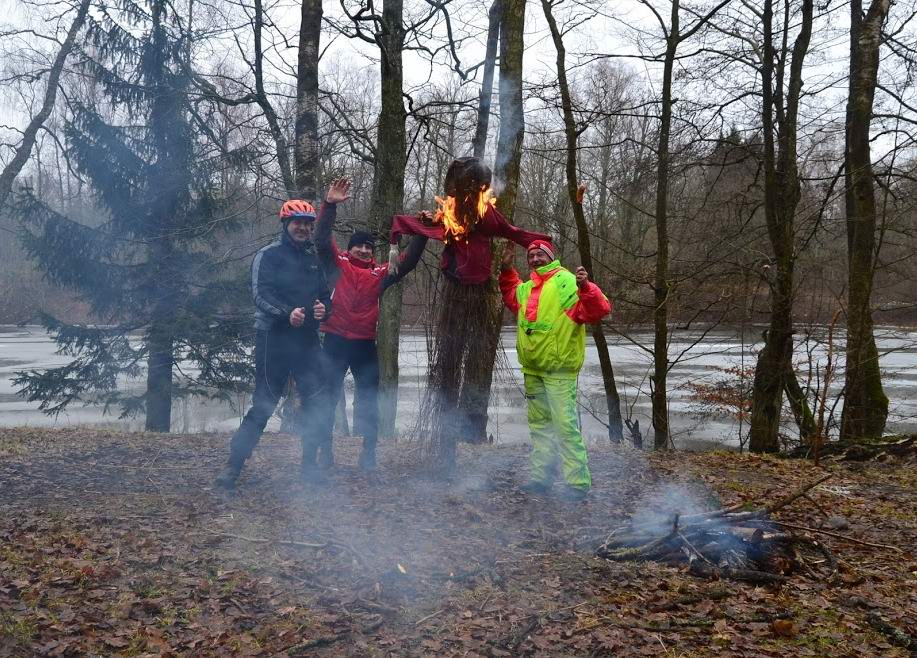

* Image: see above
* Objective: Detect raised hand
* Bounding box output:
[575,266,589,288]
[501,241,515,270]
[325,178,352,204]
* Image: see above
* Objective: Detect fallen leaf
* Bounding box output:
[770,619,798,637]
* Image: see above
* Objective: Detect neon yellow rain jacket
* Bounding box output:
[499,261,612,377]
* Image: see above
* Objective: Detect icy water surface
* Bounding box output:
[1,325,914,448]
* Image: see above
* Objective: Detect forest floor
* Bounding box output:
[0,428,914,657]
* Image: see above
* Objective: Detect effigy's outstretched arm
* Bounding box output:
[487,206,550,247]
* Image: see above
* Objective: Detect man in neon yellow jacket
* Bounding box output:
[499,239,612,501]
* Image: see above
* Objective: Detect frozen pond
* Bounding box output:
[0,325,914,448]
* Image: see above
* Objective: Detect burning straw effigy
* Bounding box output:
[390,157,549,470]
[425,158,499,468]
[595,475,840,583]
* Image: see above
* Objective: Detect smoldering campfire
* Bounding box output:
[593,474,840,584]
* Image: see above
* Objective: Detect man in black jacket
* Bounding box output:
[215,199,333,489]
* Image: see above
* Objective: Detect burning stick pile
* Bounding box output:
[595,475,838,584]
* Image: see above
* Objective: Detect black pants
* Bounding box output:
[229,328,329,469]
[321,333,380,448]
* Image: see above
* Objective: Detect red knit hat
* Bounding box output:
[527,239,555,261]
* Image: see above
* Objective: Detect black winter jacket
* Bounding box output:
[251,227,332,332]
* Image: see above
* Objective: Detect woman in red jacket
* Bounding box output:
[315,179,427,471]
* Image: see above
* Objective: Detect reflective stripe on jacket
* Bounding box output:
[252,227,331,332]
[499,260,612,378]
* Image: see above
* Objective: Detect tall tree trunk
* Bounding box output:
[748,0,782,453]
[253,0,295,195]
[454,0,526,444]
[472,0,502,159]
[784,364,817,440]
[493,0,526,227]
[296,0,322,199]
[0,0,90,210]
[145,316,174,431]
[371,0,407,439]
[841,0,890,442]
[596,121,612,261]
[541,0,624,443]
[652,12,678,451]
[144,1,177,433]
[749,0,814,453]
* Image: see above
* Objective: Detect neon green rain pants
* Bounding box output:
[524,373,591,491]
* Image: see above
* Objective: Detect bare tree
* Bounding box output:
[471,0,502,159]
[841,0,892,441]
[452,0,527,444]
[540,0,625,443]
[333,0,410,437]
[0,0,90,210]
[747,0,816,453]
[296,0,322,198]
[252,0,295,194]
[643,0,731,450]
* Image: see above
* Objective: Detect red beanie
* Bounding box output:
[527,239,555,261]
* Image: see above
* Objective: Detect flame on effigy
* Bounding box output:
[434,186,497,243]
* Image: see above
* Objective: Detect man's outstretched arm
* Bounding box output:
[498,242,523,315]
[382,234,429,292]
[314,201,339,259]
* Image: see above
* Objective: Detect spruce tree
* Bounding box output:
[14,0,252,431]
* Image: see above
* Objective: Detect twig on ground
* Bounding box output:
[415,608,446,626]
[284,634,345,654]
[772,521,904,552]
[689,562,789,584]
[867,612,915,650]
[209,531,327,549]
[802,492,832,519]
[763,474,832,515]
[650,588,731,612]
[229,597,249,615]
[284,617,383,655]
[598,514,680,560]
[590,610,794,633]
[356,597,399,614]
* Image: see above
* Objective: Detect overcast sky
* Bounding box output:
[2,0,913,168]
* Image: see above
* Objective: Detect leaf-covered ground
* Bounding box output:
[0,428,914,657]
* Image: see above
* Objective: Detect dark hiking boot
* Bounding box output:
[559,486,589,503]
[300,462,328,484]
[358,446,377,472]
[317,443,335,471]
[521,480,551,495]
[215,464,241,490]
[300,443,327,484]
